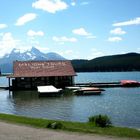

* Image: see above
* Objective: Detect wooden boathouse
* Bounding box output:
[7,60,76,90]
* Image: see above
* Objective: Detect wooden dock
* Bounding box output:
[75,82,140,88]
[0,81,140,91]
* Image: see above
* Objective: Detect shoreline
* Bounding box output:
[0,113,140,139]
[0,121,135,140]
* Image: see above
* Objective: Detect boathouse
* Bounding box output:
[8,60,76,90]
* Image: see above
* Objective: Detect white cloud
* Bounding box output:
[72,28,96,39]
[52,36,77,43]
[32,0,68,14]
[15,13,37,26]
[27,30,44,37]
[0,24,8,29]
[72,28,91,36]
[0,32,48,57]
[113,17,140,27]
[110,28,126,35]
[0,33,3,36]
[0,33,20,57]
[108,37,122,42]
[71,2,76,6]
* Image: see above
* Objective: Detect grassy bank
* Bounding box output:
[0,113,140,138]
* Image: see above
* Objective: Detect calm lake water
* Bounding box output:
[0,72,140,129]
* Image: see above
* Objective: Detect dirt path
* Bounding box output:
[0,121,137,140]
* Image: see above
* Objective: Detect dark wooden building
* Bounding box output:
[8,60,76,90]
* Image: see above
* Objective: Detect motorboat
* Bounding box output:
[37,85,62,97]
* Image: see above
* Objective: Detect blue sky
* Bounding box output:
[0,0,140,59]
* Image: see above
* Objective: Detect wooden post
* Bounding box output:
[30,78,32,89]
[72,76,74,86]
[8,78,10,88]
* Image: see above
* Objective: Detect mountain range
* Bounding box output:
[0,47,140,73]
[0,47,65,73]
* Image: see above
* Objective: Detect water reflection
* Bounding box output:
[12,90,38,100]
[0,90,15,114]
[10,90,76,121]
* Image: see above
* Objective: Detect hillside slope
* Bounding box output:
[71,53,140,72]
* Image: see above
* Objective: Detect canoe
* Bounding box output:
[121,80,140,87]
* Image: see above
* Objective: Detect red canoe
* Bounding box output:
[121,80,140,87]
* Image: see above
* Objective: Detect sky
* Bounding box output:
[0,0,140,59]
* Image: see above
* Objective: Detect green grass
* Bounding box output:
[0,113,140,138]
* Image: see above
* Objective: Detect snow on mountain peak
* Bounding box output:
[1,47,66,61]
[0,47,66,73]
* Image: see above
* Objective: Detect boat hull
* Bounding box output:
[121,80,140,87]
[38,92,63,97]
[75,90,101,96]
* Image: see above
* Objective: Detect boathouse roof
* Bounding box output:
[9,60,76,78]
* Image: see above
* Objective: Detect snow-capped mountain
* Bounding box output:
[0,47,66,73]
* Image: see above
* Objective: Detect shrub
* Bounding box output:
[88,114,111,127]
[89,116,96,122]
[46,122,63,129]
[46,122,52,128]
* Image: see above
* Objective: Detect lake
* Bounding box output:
[0,72,140,129]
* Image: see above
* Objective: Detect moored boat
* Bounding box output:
[120,80,140,87]
[74,87,103,96]
[37,85,63,97]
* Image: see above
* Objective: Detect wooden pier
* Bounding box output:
[0,81,140,91]
[75,82,140,88]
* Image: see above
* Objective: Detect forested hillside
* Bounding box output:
[71,53,140,72]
